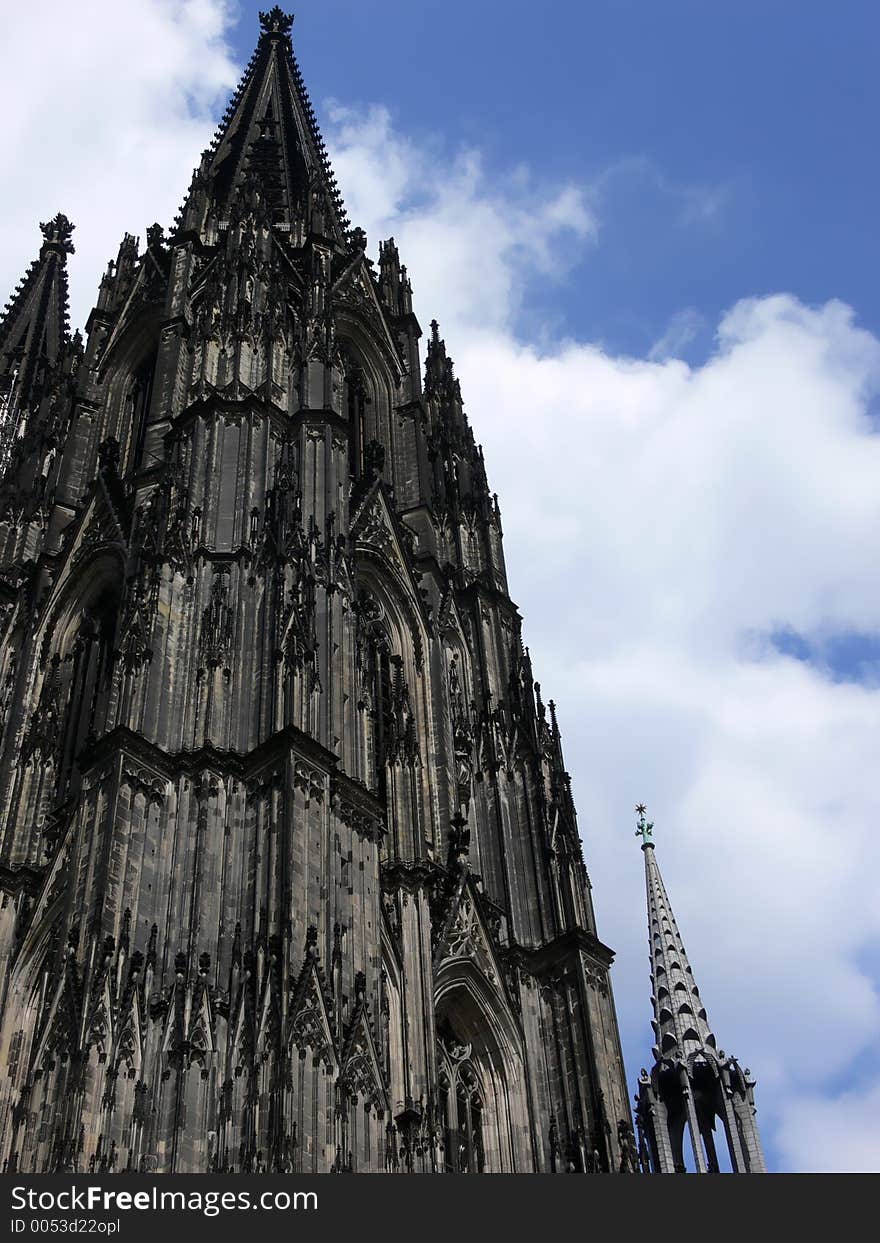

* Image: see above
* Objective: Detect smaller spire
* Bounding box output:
[425,319,450,394]
[425,318,462,403]
[1,214,74,420]
[634,807,767,1172]
[640,809,714,1059]
[378,237,415,318]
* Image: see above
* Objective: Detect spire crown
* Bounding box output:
[174,9,348,242]
[39,213,75,255]
[635,803,654,848]
[259,7,294,37]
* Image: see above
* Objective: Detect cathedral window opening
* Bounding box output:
[436,1021,490,1174]
[216,422,242,548]
[0,364,21,477]
[346,360,367,479]
[126,351,156,475]
[55,585,119,797]
[371,643,398,801]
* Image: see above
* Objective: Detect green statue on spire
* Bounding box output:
[635,803,654,846]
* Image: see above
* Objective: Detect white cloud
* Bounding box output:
[776,1077,880,1173]
[0,0,240,332]
[326,108,880,1172]
[328,102,597,341]
[649,307,704,360]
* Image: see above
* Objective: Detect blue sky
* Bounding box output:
[3,0,880,1172]
[262,0,880,362]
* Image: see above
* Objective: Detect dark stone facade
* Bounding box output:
[0,9,632,1173]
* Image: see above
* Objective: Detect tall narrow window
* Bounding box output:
[0,365,20,477]
[216,422,241,548]
[456,1082,471,1172]
[436,1023,489,1173]
[439,1073,453,1172]
[346,362,366,479]
[58,591,117,799]
[127,352,156,475]
[372,645,395,800]
[454,1071,485,1173]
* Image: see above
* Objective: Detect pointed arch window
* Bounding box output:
[124,351,157,475]
[355,587,419,803]
[26,573,121,801]
[58,592,117,796]
[436,1022,487,1174]
[370,643,399,801]
[0,364,21,477]
[454,1067,485,1173]
[346,360,367,479]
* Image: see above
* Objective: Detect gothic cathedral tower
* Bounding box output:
[0,9,632,1174]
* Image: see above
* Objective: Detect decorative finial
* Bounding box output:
[635,804,654,847]
[259,6,294,36]
[39,213,75,255]
[146,222,165,252]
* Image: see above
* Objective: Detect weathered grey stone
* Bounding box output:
[0,8,632,1174]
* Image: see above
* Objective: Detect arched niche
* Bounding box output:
[28,551,124,800]
[335,323,399,484]
[97,310,160,478]
[354,560,431,809]
[434,960,530,1173]
[379,926,404,1108]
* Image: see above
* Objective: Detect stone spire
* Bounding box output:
[0,214,74,414]
[174,6,349,244]
[0,215,79,525]
[633,806,766,1173]
[421,319,504,587]
[638,805,717,1062]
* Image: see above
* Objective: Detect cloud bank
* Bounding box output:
[329,98,880,1175]
[0,0,239,330]
[3,0,879,1172]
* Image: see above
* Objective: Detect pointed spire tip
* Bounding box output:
[39,213,75,255]
[635,804,654,847]
[259,7,294,37]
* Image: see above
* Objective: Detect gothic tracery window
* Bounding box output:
[57,592,117,796]
[124,351,156,476]
[26,579,120,805]
[345,358,367,479]
[436,1022,487,1174]
[356,588,412,801]
[0,364,21,477]
[366,637,400,801]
